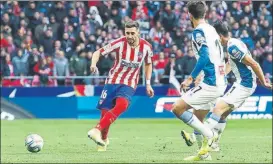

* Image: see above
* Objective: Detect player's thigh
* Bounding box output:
[193,109,210,122]
[212,99,231,115]
[97,84,118,110]
[220,83,254,109]
[114,84,136,105]
[182,83,224,110]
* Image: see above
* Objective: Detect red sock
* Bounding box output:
[100,109,109,140]
[96,97,128,131]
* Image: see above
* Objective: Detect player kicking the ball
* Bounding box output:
[182,21,272,161]
[171,1,227,161]
[87,21,154,151]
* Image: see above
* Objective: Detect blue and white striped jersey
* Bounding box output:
[191,23,227,87]
[227,38,257,88]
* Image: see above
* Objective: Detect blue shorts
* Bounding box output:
[97,84,135,110]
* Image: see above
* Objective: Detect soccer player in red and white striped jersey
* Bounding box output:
[88,21,154,151]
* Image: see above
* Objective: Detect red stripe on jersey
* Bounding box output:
[111,40,127,83]
[134,73,140,89]
[120,47,135,84]
[128,40,144,87]
[100,37,125,54]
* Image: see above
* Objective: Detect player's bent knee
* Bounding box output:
[172,99,187,117]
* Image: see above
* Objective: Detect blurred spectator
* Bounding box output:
[2,54,13,77]
[39,28,54,56]
[34,17,49,43]
[89,6,103,26]
[262,54,272,77]
[97,52,115,76]
[69,50,87,85]
[161,53,176,84]
[38,56,50,86]
[61,32,74,59]
[53,50,69,85]
[240,30,254,51]
[179,49,197,80]
[49,15,59,40]
[160,4,177,33]
[28,44,40,75]
[12,48,29,76]
[154,52,167,83]
[50,1,66,23]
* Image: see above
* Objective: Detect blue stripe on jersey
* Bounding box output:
[232,59,253,88]
[191,45,210,79]
[203,59,216,86]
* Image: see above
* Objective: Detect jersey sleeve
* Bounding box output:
[227,45,246,62]
[192,29,207,52]
[145,45,153,64]
[99,38,123,56]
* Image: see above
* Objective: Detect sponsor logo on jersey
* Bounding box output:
[195,32,206,45]
[121,59,140,68]
[231,48,242,59]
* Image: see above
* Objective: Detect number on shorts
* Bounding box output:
[193,86,202,94]
[101,90,107,99]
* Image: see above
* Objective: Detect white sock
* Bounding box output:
[180,111,213,139]
[194,130,203,148]
[213,119,227,142]
[204,113,221,130]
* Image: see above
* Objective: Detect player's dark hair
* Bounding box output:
[213,21,229,37]
[125,21,139,29]
[186,1,207,19]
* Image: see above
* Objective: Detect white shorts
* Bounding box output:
[182,82,227,110]
[219,83,256,109]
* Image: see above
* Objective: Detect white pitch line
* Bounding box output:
[108,136,272,140]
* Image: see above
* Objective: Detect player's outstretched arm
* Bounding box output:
[90,50,101,74]
[145,62,154,98]
[181,45,209,91]
[242,55,272,90]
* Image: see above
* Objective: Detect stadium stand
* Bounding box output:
[0,1,272,86]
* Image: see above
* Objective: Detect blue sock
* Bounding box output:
[179,111,193,124]
[194,129,201,135]
[219,118,227,123]
[210,113,221,122]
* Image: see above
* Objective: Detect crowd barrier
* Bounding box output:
[1,85,272,120]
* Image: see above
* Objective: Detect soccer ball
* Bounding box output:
[25,134,44,153]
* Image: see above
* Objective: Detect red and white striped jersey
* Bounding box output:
[99,36,153,89]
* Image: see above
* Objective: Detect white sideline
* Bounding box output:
[108,136,272,140]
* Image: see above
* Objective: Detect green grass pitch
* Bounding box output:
[1,119,272,163]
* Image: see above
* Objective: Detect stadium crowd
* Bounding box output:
[0,1,272,86]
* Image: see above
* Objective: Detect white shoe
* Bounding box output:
[87,128,105,146]
[97,138,110,152]
[209,142,220,152]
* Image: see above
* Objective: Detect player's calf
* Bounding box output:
[172,99,190,118]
